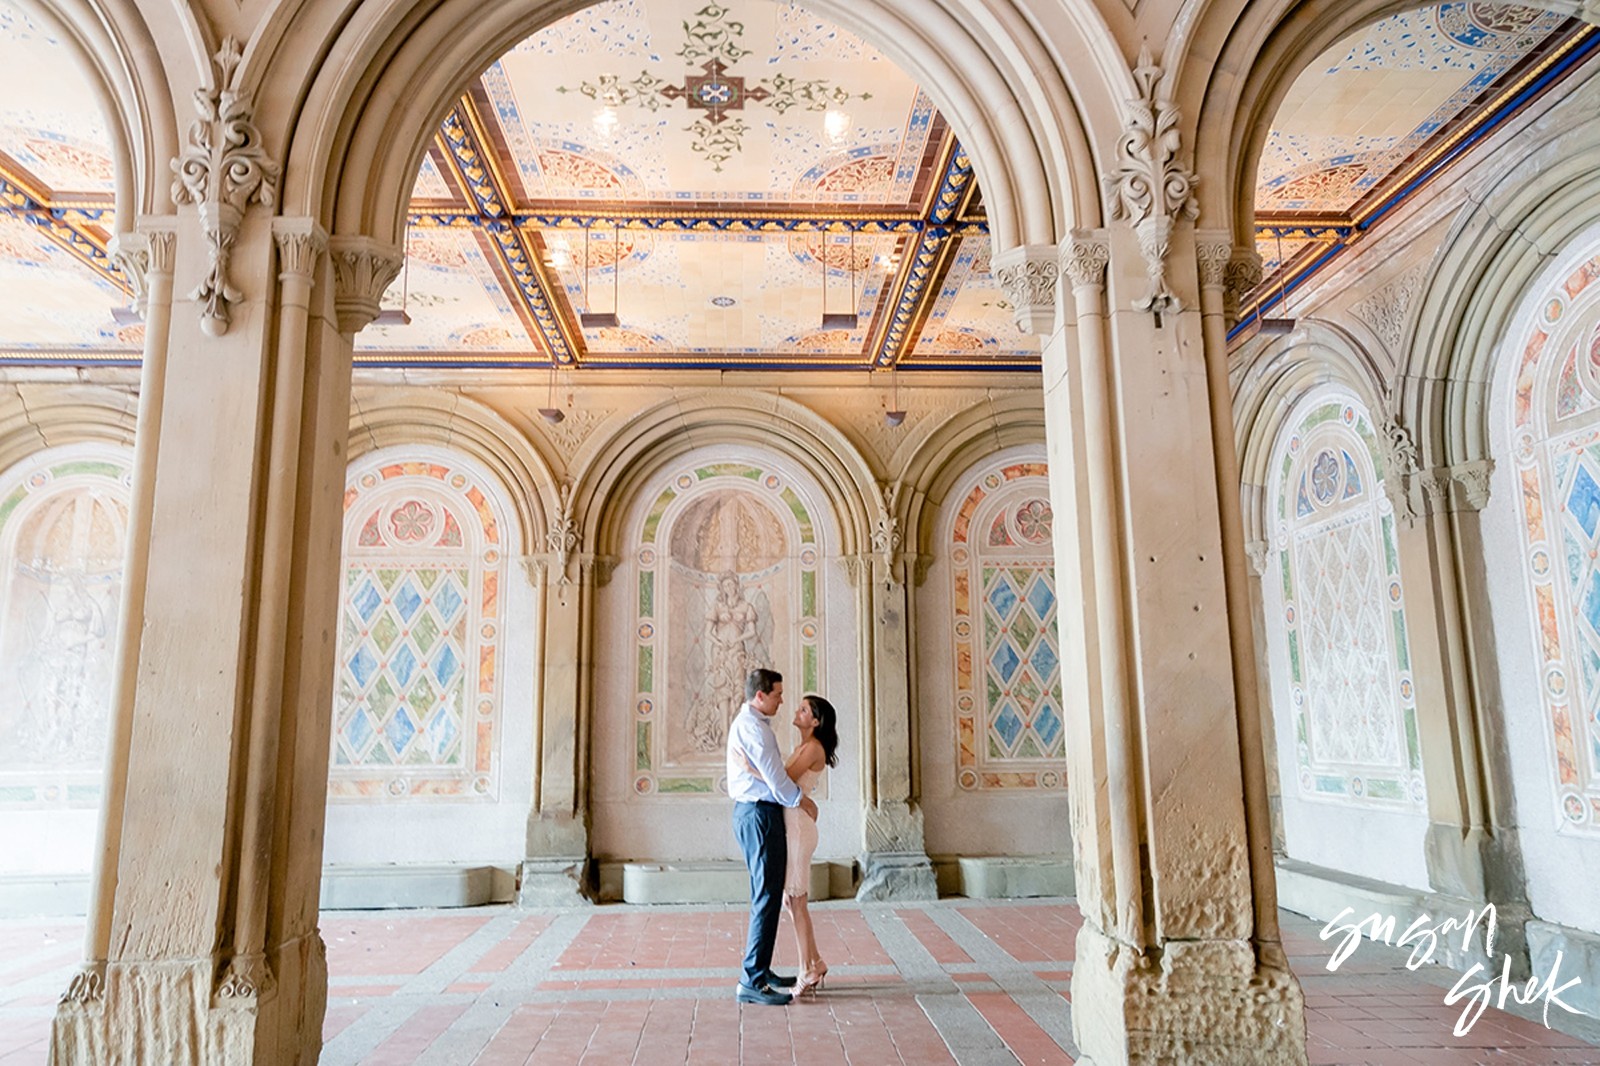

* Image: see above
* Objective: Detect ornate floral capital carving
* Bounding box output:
[991,244,1059,334]
[169,37,280,336]
[1223,247,1263,325]
[109,234,151,315]
[328,236,404,333]
[1102,48,1198,314]
[1059,229,1109,291]
[1244,539,1270,578]
[547,480,581,584]
[1195,233,1233,290]
[272,217,327,281]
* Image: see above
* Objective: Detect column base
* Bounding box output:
[518,857,594,906]
[1070,922,1307,1066]
[855,851,937,902]
[49,933,325,1066]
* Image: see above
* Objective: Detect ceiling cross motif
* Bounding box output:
[557,3,872,172]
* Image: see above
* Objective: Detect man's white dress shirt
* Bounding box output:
[726,702,802,806]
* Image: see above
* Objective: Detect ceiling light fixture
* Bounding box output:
[538,363,565,423]
[884,367,906,426]
[373,224,413,326]
[1256,229,1296,337]
[110,305,142,326]
[580,223,621,331]
[823,108,851,145]
[820,228,859,331]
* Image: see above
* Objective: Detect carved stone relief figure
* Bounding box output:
[668,490,784,762]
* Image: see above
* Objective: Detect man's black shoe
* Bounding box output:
[736,982,792,1005]
[764,972,797,988]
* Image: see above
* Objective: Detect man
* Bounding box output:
[727,667,817,1005]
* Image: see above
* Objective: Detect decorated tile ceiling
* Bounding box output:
[1251,3,1585,284]
[373,0,1014,369]
[0,0,1590,361]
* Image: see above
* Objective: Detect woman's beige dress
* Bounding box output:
[783,767,822,897]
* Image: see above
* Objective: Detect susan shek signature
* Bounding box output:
[1320,905,1587,1036]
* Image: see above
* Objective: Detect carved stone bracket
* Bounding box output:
[1060,229,1109,292]
[272,217,328,281]
[547,480,580,584]
[328,236,404,333]
[1102,47,1198,314]
[169,37,280,336]
[991,244,1059,334]
[109,234,151,313]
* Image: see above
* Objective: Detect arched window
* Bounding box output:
[1266,393,1423,809]
[333,451,512,801]
[1508,246,1600,835]
[949,460,1063,791]
[0,444,131,809]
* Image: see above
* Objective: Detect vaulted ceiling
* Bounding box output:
[0,0,1589,366]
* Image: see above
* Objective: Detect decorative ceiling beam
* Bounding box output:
[0,167,128,295]
[436,101,579,364]
[869,137,970,367]
[407,211,988,236]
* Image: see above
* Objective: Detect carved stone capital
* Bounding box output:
[109,234,151,315]
[329,236,404,333]
[1102,48,1198,314]
[1223,247,1263,325]
[272,217,328,281]
[1195,231,1233,290]
[991,244,1059,334]
[1059,229,1110,291]
[169,37,280,336]
[1244,539,1270,578]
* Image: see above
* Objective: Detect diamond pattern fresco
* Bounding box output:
[981,564,1064,761]
[337,565,469,768]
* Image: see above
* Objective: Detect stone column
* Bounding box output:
[518,535,603,905]
[1386,451,1529,951]
[46,194,386,1062]
[1049,223,1307,1065]
[854,481,937,901]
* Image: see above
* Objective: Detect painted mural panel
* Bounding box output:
[1268,395,1424,809]
[1509,250,1600,835]
[633,460,821,796]
[950,461,1065,791]
[0,445,131,808]
[332,452,514,801]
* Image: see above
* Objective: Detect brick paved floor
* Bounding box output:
[2,900,1597,1064]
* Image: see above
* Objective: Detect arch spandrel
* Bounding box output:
[347,386,555,555]
[571,392,878,564]
[5,0,187,225]
[260,0,1117,259]
[1232,322,1389,546]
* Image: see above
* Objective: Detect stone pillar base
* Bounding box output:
[1070,922,1307,1066]
[518,857,594,906]
[49,933,326,1066]
[856,852,937,902]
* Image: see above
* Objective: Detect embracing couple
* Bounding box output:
[725,667,840,1006]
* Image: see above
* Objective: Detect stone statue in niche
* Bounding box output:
[0,493,122,772]
[685,571,768,752]
[667,488,788,765]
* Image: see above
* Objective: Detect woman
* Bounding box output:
[782,694,840,995]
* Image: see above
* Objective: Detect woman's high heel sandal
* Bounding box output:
[795,963,828,996]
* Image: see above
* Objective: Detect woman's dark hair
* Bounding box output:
[804,695,840,768]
